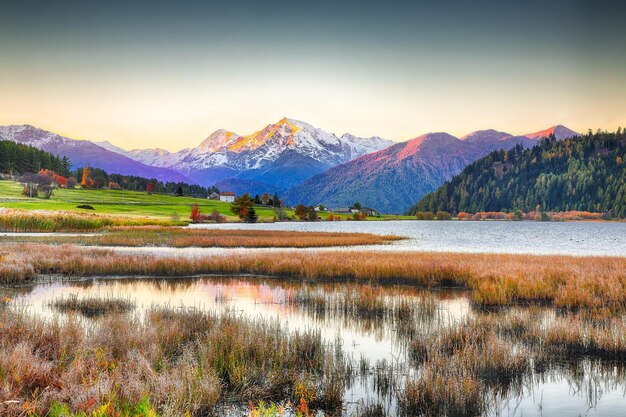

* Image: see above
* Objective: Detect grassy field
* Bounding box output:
[0,226,402,247]
[0,180,267,221]
[0,180,413,222]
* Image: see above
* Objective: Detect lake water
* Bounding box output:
[6,276,626,416]
[189,220,626,257]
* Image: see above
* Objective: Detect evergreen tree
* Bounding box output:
[409,130,626,218]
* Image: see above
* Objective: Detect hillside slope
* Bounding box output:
[410,130,626,217]
[0,125,191,183]
[286,133,488,213]
[286,125,578,213]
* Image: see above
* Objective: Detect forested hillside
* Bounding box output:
[0,140,71,176]
[410,130,626,218]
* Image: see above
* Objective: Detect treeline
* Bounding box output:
[73,167,218,197]
[410,129,626,218]
[0,140,71,177]
[0,140,218,198]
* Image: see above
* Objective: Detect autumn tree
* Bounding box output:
[146,182,155,194]
[294,204,309,221]
[190,204,203,223]
[207,210,226,223]
[20,170,56,199]
[66,177,78,188]
[245,205,258,223]
[81,165,91,188]
[261,192,270,205]
[230,193,254,220]
[54,174,67,188]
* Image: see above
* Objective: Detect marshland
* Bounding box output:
[3,276,626,417]
[1,224,626,416]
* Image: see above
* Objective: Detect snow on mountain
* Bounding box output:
[0,125,192,183]
[113,117,393,188]
[95,140,129,155]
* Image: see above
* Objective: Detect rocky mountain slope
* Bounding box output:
[112,117,393,189]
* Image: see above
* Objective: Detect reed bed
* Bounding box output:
[4,225,402,248]
[2,275,626,416]
[3,244,626,315]
[49,294,135,317]
[0,307,348,417]
[284,284,437,326]
[0,208,181,232]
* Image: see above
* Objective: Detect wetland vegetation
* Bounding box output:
[2,277,626,416]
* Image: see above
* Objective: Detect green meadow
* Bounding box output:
[0,180,412,222]
[0,180,274,221]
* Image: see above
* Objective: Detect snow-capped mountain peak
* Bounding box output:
[136,117,395,186]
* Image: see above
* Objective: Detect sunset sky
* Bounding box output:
[1,0,625,150]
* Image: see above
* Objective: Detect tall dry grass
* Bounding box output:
[4,225,402,247]
[0,307,347,417]
[50,294,135,317]
[2,244,626,314]
[0,208,182,232]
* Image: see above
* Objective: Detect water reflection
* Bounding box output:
[3,276,626,416]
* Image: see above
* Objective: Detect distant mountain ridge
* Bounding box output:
[107,117,394,189]
[0,121,580,214]
[411,129,626,217]
[286,125,579,213]
[0,125,192,183]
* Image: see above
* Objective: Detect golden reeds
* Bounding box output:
[2,244,626,314]
[3,225,402,247]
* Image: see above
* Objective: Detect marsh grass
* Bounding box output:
[0,306,349,417]
[285,284,437,330]
[0,208,181,232]
[50,294,135,317]
[3,244,626,315]
[4,225,402,248]
[2,275,626,416]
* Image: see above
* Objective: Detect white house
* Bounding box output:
[207,192,220,200]
[219,192,235,202]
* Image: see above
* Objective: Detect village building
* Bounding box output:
[219,192,235,202]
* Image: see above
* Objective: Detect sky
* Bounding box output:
[1,0,625,150]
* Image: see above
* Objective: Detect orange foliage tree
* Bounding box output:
[81,165,91,188]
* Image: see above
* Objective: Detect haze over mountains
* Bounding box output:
[0,119,578,214]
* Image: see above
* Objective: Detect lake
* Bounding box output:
[190,220,626,257]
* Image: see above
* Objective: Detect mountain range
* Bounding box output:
[98,117,393,193]
[0,125,191,183]
[286,125,579,213]
[0,119,578,214]
[410,129,626,217]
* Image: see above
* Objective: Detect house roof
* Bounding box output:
[220,192,235,196]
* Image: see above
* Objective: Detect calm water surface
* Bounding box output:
[190,220,626,257]
[6,276,626,416]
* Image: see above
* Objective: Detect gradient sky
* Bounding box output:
[1,0,625,150]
